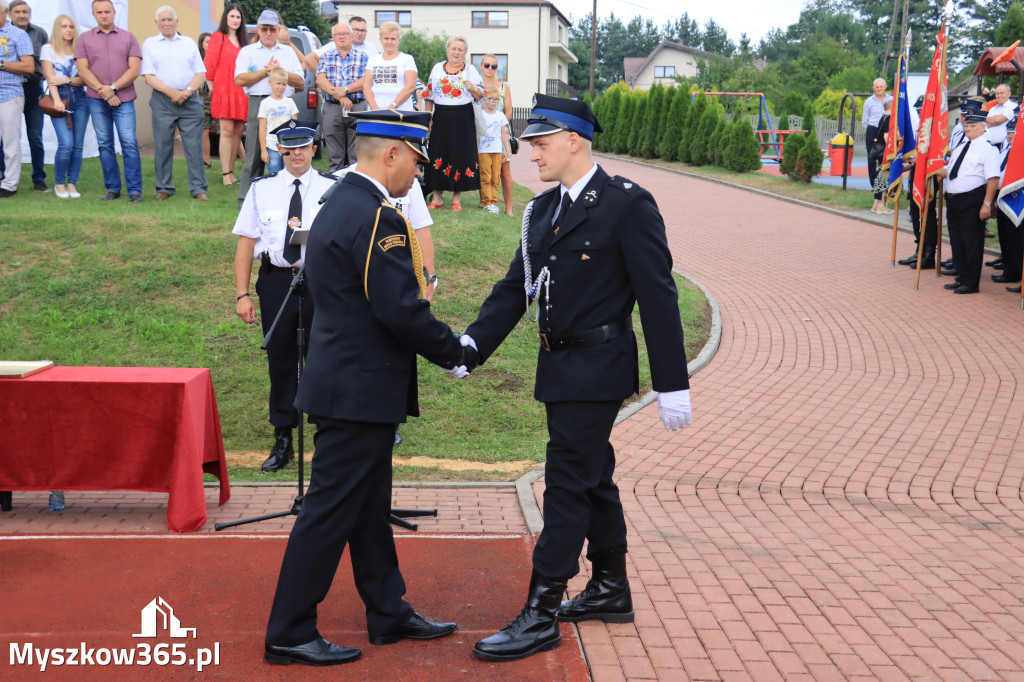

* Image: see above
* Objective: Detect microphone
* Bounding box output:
[282,151,291,156]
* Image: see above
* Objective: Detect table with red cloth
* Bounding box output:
[0,367,230,532]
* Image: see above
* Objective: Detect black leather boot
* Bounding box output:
[262,428,294,472]
[473,570,566,662]
[918,247,936,270]
[897,252,918,266]
[557,552,634,623]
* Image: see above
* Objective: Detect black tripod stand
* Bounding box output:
[215,265,436,531]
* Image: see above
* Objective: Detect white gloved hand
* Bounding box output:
[657,389,692,431]
[460,334,478,351]
[445,365,470,379]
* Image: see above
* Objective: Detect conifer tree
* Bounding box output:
[596,86,623,153]
[779,132,806,178]
[657,86,677,156]
[795,129,824,182]
[802,102,817,135]
[692,104,721,166]
[725,119,763,172]
[660,88,689,161]
[628,92,649,157]
[639,83,664,158]
[711,117,729,167]
[680,92,707,164]
[614,92,635,154]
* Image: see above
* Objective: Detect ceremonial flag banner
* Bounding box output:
[912,22,949,211]
[997,111,1024,225]
[883,55,916,201]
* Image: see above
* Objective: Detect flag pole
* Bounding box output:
[891,194,900,266]
[892,29,913,268]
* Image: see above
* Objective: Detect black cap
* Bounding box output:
[520,93,602,141]
[1008,116,1017,131]
[913,95,924,109]
[348,109,431,162]
[271,119,319,148]
[964,111,988,124]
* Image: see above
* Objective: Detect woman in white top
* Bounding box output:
[40,14,89,199]
[422,36,483,211]
[362,21,417,111]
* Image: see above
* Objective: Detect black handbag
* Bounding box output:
[509,135,519,155]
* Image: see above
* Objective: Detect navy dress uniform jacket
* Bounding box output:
[466,166,690,402]
[295,172,463,423]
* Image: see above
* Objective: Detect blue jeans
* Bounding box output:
[23,78,46,185]
[50,87,90,186]
[266,147,283,173]
[88,96,142,196]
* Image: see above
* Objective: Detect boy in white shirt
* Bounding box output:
[477,86,510,214]
[258,67,299,173]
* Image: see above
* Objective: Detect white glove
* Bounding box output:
[460,334,478,351]
[445,365,470,379]
[657,389,692,431]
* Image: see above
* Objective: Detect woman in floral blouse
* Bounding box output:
[422,36,483,211]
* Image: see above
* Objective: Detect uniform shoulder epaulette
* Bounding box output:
[252,172,277,183]
[317,170,336,180]
[609,175,640,193]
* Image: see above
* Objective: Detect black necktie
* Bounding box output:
[1002,150,1010,171]
[553,192,572,232]
[949,140,970,180]
[284,178,302,265]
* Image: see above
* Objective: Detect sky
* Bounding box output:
[554,0,808,44]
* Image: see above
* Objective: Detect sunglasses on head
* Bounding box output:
[482,63,498,70]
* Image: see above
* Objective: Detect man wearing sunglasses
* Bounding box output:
[234,9,303,206]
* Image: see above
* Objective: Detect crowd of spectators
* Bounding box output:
[0,3,520,217]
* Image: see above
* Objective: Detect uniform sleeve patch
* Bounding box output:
[378,234,407,252]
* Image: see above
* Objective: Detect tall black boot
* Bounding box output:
[262,427,294,472]
[918,246,936,270]
[557,552,634,623]
[473,570,566,662]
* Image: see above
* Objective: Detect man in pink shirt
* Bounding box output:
[75,0,143,201]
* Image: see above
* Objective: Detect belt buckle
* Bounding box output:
[540,333,551,352]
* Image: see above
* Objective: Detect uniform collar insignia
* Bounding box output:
[584,189,598,204]
[623,182,633,189]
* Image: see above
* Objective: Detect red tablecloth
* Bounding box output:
[0,367,230,532]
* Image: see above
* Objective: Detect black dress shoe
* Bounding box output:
[943,282,962,290]
[101,191,121,200]
[986,257,1003,267]
[558,552,634,623]
[369,612,457,645]
[992,274,1021,283]
[918,258,935,270]
[474,571,566,662]
[264,637,360,666]
[993,262,1005,270]
[953,285,979,294]
[897,253,918,266]
[941,268,958,276]
[262,428,294,472]
[1008,286,1022,293]
[0,188,16,198]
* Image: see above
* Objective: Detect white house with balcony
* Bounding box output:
[624,41,716,90]
[330,0,578,104]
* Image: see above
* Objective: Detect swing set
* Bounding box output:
[694,91,806,160]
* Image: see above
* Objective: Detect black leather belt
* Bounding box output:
[540,321,630,352]
[945,185,987,198]
[261,254,300,275]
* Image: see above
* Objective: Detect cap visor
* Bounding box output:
[278,137,315,148]
[405,140,430,162]
[519,122,564,139]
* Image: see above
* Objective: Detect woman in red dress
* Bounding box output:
[204,3,249,186]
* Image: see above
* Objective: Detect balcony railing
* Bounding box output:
[545,79,577,99]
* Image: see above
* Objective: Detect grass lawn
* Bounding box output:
[1,157,710,482]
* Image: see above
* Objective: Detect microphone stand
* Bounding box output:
[215,264,437,532]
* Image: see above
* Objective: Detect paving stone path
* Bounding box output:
[511,154,1024,682]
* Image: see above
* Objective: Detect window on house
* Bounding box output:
[375,11,412,27]
[472,54,508,81]
[654,66,676,78]
[472,11,509,28]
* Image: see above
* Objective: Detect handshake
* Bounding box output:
[444,334,480,379]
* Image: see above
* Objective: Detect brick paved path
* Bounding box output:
[511,154,1024,681]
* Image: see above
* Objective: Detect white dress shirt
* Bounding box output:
[140,32,205,90]
[234,41,303,97]
[233,168,337,267]
[944,137,1001,194]
[987,100,1018,146]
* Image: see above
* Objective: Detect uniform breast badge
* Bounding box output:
[288,217,301,230]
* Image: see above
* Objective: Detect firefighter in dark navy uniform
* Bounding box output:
[463,94,693,662]
[263,109,477,667]
[232,120,336,473]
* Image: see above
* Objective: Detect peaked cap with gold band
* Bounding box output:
[348,109,431,162]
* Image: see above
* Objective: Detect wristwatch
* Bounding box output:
[185,86,194,94]
[110,84,117,92]
[984,201,993,207]
[1,62,6,72]
[429,273,438,285]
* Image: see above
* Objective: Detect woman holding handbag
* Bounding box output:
[870,99,893,214]
[40,14,89,199]
[478,54,515,216]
